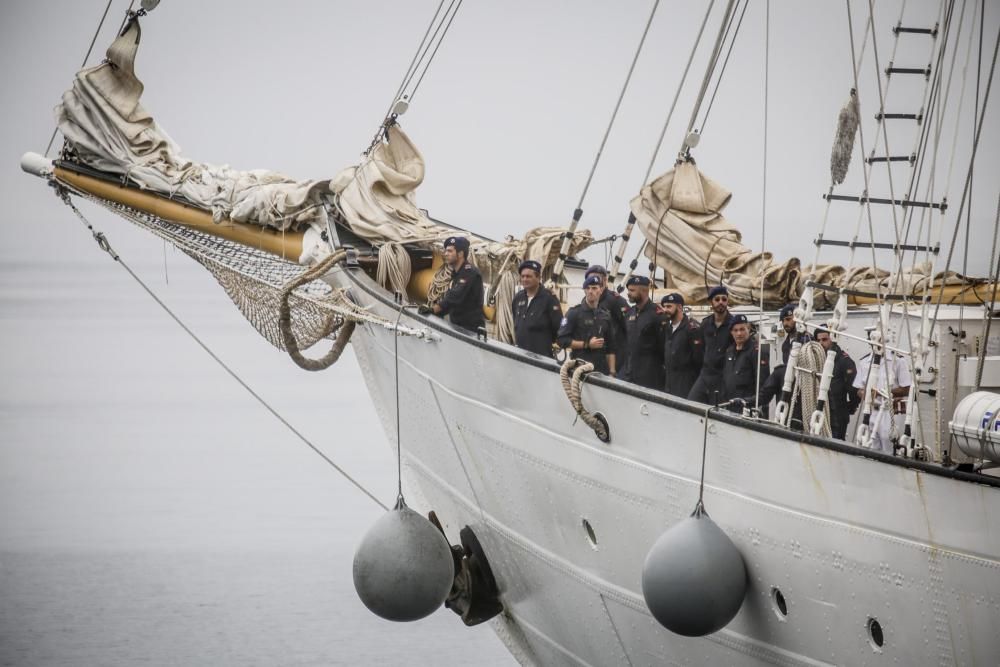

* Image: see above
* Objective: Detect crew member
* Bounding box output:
[721,314,770,413]
[621,275,665,389]
[432,236,485,333]
[853,331,911,454]
[659,293,703,398]
[584,265,629,362]
[779,302,811,365]
[688,285,735,405]
[512,259,562,357]
[557,275,617,375]
[814,328,858,439]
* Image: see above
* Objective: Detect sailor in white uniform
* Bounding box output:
[852,348,912,454]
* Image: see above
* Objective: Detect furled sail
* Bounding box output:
[631,160,984,308]
[56,17,331,234]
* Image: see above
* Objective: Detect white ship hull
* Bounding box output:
[331,263,1000,666]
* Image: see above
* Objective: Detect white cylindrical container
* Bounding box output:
[949,391,1000,463]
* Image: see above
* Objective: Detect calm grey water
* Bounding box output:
[0,253,515,666]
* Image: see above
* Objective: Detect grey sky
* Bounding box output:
[3,0,997,273]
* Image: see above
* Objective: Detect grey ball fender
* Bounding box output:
[641,504,748,636]
[353,501,455,622]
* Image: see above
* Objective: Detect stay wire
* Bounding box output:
[408,0,464,104]
[43,0,119,157]
[575,0,662,210]
[57,188,389,512]
[755,0,770,416]
[698,0,750,137]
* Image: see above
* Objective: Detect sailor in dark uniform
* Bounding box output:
[779,302,811,365]
[814,327,859,439]
[658,293,704,398]
[621,275,666,389]
[688,285,735,405]
[511,259,562,357]
[585,265,630,362]
[721,314,770,413]
[432,236,485,333]
[557,274,617,375]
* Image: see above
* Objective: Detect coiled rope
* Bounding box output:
[790,341,831,438]
[278,250,356,372]
[559,358,609,441]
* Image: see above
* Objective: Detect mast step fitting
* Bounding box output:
[875,112,923,123]
[865,153,916,164]
[805,280,928,303]
[813,238,939,254]
[885,63,932,77]
[893,23,938,37]
[822,193,947,211]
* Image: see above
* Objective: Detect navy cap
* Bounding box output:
[585,264,608,277]
[661,292,684,306]
[779,303,796,319]
[708,285,728,300]
[583,274,603,288]
[626,275,651,287]
[444,236,470,253]
[518,260,542,274]
[732,313,750,325]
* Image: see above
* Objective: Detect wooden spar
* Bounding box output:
[54,166,305,261]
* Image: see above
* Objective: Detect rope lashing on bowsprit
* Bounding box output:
[559,358,610,442]
[278,250,356,371]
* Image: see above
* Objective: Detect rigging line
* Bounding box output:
[57,191,389,512]
[681,0,739,153]
[408,0,464,103]
[698,0,750,137]
[976,191,1000,389]
[928,16,998,344]
[43,0,118,157]
[956,0,979,339]
[845,1,891,348]
[612,0,718,291]
[383,0,447,117]
[642,0,716,183]
[755,0,769,416]
[574,0,662,210]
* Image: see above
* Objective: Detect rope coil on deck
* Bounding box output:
[559,358,610,442]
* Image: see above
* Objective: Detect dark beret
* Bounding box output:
[708,285,728,300]
[732,313,749,325]
[583,274,603,288]
[661,292,684,305]
[444,236,470,253]
[626,275,651,287]
[585,264,608,277]
[779,303,797,319]
[518,260,542,274]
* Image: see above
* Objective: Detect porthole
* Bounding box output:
[867,617,884,650]
[582,518,598,549]
[771,587,788,618]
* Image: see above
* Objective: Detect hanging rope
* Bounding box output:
[559,358,610,441]
[278,250,357,372]
[790,341,831,438]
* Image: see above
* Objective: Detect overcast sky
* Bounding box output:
[2,0,997,275]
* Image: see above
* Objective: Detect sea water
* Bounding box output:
[0,256,515,666]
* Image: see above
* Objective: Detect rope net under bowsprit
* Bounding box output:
[71,187,420,352]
